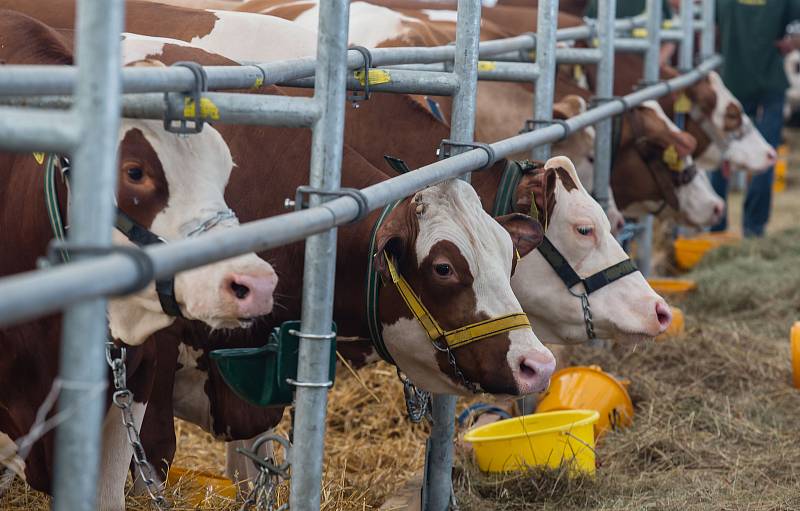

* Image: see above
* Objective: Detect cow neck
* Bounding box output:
[364,199,531,387]
[42,153,184,318]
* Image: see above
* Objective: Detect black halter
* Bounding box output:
[490,159,640,341]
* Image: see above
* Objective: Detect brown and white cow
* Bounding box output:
[0,11,277,506]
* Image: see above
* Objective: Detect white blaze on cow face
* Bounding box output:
[638,101,724,228]
[512,157,672,344]
[696,72,776,173]
[108,120,277,346]
[187,10,317,62]
[382,180,555,396]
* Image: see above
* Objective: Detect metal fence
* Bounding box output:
[0,0,718,509]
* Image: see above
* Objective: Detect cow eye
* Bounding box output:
[127,167,144,182]
[434,263,452,277]
[576,225,593,236]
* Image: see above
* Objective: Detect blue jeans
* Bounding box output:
[710,92,784,237]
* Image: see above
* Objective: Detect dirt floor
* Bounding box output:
[1,135,799,510]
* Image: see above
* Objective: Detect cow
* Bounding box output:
[0,12,557,509]
[0,10,278,506]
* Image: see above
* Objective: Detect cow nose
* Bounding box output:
[516,350,556,395]
[224,272,278,317]
[655,300,672,333]
[766,148,777,166]
[712,200,725,222]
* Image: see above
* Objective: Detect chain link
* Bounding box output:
[397,370,432,423]
[578,292,596,340]
[105,341,169,510]
[237,433,291,511]
[434,340,481,394]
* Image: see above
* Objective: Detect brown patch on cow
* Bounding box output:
[553,95,585,119]
[690,76,718,115]
[553,166,578,192]
[724,102,743,131]
[514,166,572,228]
[0,10,73,65]
[117,128,170,230]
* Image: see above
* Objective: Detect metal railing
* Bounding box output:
[0,0,718,509]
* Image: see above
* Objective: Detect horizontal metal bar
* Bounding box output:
[554,47,602,64]
[385,61,540,83]
[615,38,651,52]
[0,55,722,326]
[0,93,320,127]
[286,69,460,96]
[0,107,79,153]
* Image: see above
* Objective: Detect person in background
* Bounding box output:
[585,0,677,64]
[710,0,800,237]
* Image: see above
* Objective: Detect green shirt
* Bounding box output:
[716,0,800,100]
[585,0,673,20]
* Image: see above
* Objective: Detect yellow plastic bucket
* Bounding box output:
[673,232,740,270]
[463,410,599,474]
[167,466,237,506]
[647,278,697,296]
[791,322,800,389]
[773,144,789,193]
[657,306,685,340]
[536,366,633,437]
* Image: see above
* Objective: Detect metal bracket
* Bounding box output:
[43,241,155,296]
[590,95,632,113]
[520,118,572,140]
[437,139,497,170]
[287,329,336,341]
[292,185,369,223]
[517,32,538,62]
[347,46,373,104]
[285,378,334,388]
[164,61,208,134]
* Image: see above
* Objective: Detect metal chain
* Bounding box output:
[397,370,432,423]
[434,341,481,394]
[105,341,169,510]
[578,292,596,340]
[237,433,291,511]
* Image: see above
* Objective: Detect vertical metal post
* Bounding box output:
[634,0,663,277]
[288,0,349,508]
[423,0,481,509]
[51,0,124,510]
[532,0,558,161]
[592,0,616,210]
[700,0,715,60]
[678,0,694,72]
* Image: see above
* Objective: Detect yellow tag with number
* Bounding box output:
[33,152,45,165]
[573,64,584,81]
[477,61,497,72]
[662,145,682,172]
[183,97,220,120]
[674,93,692,113]
[354,69,392,86]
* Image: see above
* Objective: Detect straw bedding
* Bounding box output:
[2,221,799,510]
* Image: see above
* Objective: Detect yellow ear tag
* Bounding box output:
[354,69,392,86]
[33,152,45,165]
[674,93,692,114]
[662,19,673,29]
[662,145,682,172]
[477,61,496,72]
[573,65,584,81]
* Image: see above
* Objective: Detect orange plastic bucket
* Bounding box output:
[657,306,685,340]
[673,232,740,270]
[647,278,697,296]
[167,466,237,506]
[536,366,633,437]
[791,322,800,389]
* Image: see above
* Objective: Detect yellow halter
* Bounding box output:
[384,254,532,350]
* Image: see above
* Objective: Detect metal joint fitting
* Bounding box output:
[164,61,208,134]
[590,95,632,112]
[293,185,369,223]
[520,119,572,141]
[437,139,497,170]
[347,46,373,103]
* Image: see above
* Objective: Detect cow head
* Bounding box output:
[613,101,724,228]
[689,72,776,172]
[375,179,555,396]
[108,120,278,346]
[510,156,672,344]
[552,94,596,187]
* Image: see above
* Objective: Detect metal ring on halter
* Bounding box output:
[285,378,333,388]
[287,329,337,341]
[46,241,155,296]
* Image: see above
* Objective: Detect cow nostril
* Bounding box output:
[656,301,672,329]
[230,281,250,300]
[519,360,537,379]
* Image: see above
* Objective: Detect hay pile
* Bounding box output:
[3,230,799,511]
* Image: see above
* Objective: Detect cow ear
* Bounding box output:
[552,94,587,119]
[496,213,544,258]
[514,167,556,228]
[373,206,411,281]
